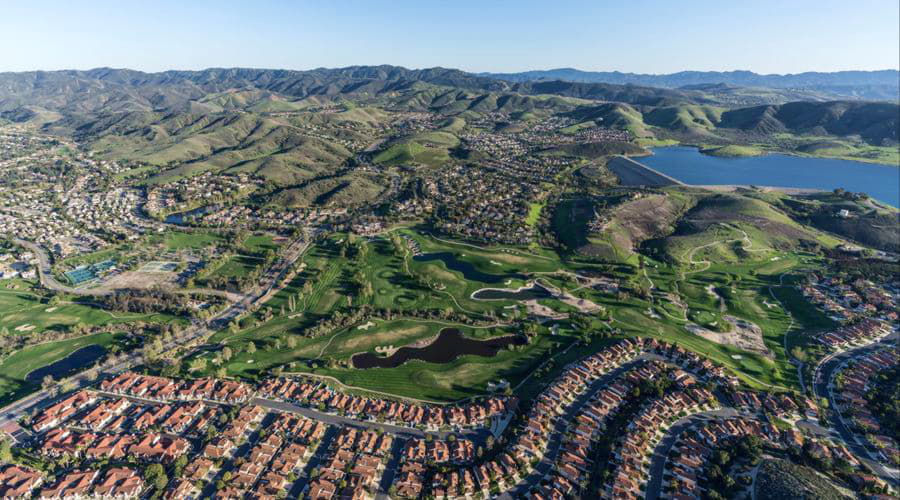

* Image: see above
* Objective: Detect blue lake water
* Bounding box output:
[639,147,899,207]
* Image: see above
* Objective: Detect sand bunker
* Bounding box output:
[14,324,36,332]
[357,321,376,331]
[375,345,399,356]
[44,307,58,312]
[686,315,770,357]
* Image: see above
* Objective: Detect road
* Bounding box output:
[812,333,899,486]
[498,356,653,499]
[644,408,742,500]
[606,155,684,187]
[0,234,311,431]
[14,238,96,295]
[252,397,492,443]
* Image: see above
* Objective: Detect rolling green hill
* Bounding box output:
[0,65,897,212]
[642,191,829,264]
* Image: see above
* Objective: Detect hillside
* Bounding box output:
[641,191,825,264]
[719,101,900,144]
[0,65,897,211]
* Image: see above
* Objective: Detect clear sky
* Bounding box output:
[2,0,898,74]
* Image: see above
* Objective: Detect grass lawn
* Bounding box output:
[154,230,225,251]
[210,254,261,280]
[242,234,280,255]
[57,247,121,270]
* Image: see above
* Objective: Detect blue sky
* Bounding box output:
[2,0,898,74]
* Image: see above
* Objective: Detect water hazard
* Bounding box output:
[26,345,107,382]
[351,328,523,369]
[413,252,525,284]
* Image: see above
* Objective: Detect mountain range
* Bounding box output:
[479,68,900,101]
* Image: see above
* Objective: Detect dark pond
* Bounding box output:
[351,328,523,369]
[640,146,899,207]
[472,286,551,301]
[165,205,217,224]
[413,252,524,284]
[26,345,107,382]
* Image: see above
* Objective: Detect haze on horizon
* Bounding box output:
[1,0,898,76]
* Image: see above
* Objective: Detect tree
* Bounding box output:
[0,437,12,462]
[173,454,188,477]
[222,347,233,361]
[144,463,168,492]
[246,342,256,354]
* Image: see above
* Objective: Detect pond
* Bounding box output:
[351,328,524,369]
[639,146,899,207]
[413,252,525,284]
[26,345,107,382]
[165,205,218,224]
[471,285,552,301]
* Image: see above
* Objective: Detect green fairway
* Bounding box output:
[0,284,177,333]
[291,323,573,402]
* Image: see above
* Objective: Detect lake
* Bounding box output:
[638,147,899,207]
[26,345,107,382]
[351,328,523,369]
